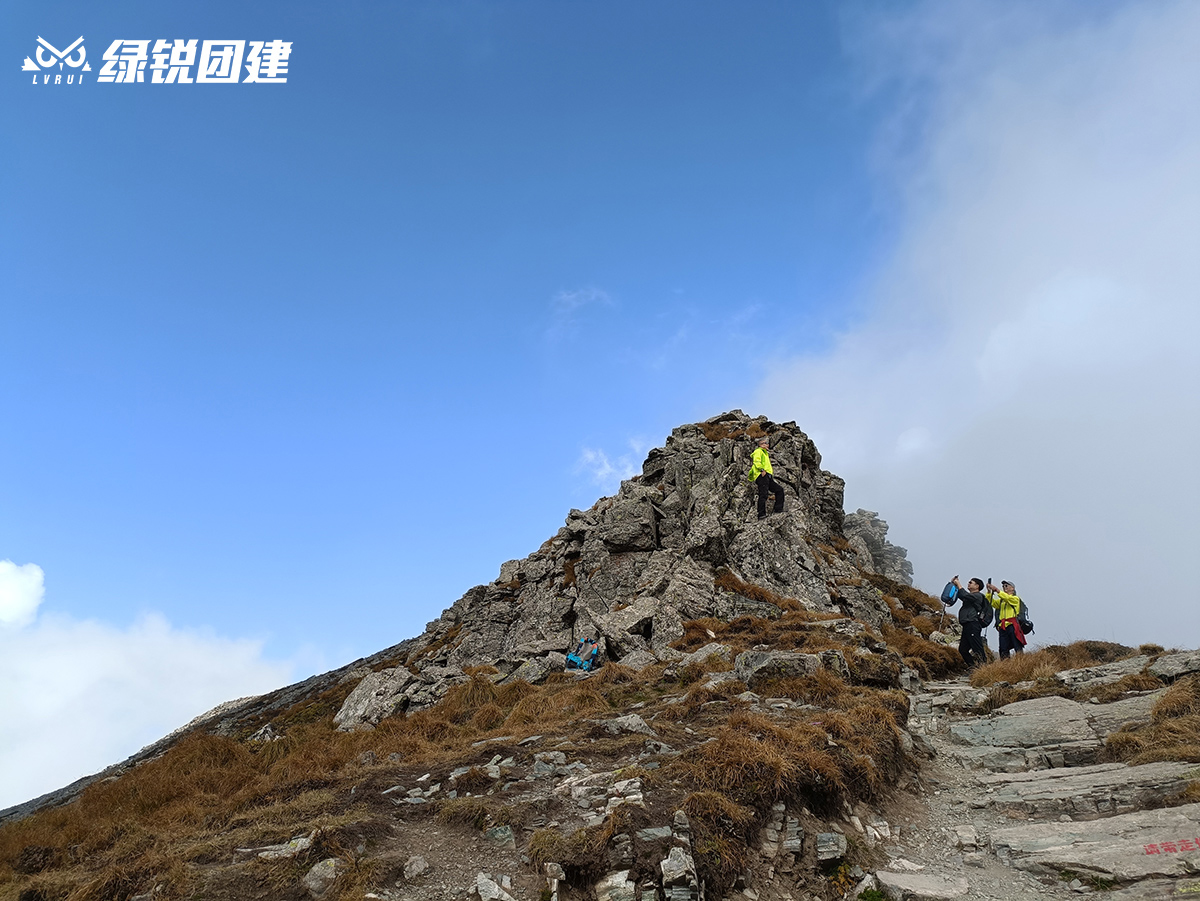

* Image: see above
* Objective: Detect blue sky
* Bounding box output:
[3,1,1198,808]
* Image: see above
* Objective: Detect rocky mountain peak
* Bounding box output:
[365,410,913,720]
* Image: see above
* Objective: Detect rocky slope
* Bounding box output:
[2,411,1197,901]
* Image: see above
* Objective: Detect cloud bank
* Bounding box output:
[0,560,45,628]
[759,3,1200,648]
[0,561,293,810]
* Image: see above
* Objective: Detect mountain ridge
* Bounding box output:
[4,411,1196,901]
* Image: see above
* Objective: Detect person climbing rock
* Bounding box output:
[988,579,1026,659]
[948,576,990,670]
[747,437,785,520]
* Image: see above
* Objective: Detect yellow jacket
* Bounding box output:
[988,589,1022,623]
[748,446,773,482]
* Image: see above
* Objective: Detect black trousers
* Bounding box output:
[998,623,1024,659]
[959,621,986,668]
[755,473,785,518]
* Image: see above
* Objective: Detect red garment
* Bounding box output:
[999,617,1027,646]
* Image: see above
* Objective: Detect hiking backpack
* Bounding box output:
[1018,599,1034,635]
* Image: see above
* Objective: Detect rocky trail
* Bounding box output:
[874,656,1200,901]
[220,651,1200,901]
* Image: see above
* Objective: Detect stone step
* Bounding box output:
[1104,877,1200,899]
[946,693,1165,772]
[1056,651,1200,692]
[1084,691,1162,736]
[980,761,1199,819]
[989,802,1200,883]
[875,870,970,900]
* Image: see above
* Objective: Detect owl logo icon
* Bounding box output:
[22,36,91,72]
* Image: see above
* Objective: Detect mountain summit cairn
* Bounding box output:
[6,411,1200,901]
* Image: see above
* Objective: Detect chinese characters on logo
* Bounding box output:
[96,39,291,83]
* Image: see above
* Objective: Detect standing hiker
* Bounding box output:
[747,437,785,520]
[947,576,990,670]
[988,579,1026,660]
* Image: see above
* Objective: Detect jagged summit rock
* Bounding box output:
[844,508,915,586]
[337,410,913,727]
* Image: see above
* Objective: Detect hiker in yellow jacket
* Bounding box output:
[988,579,1026,660]
[747,437,785,520]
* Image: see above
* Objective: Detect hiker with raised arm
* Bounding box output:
[946,576,990,671]
[988,579,1026,660]
[747,437,785,520]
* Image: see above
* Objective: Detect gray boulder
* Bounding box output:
[734,650,822,685]
[302,859,343,899]
[594,870,638,901]
[334,668,414,731]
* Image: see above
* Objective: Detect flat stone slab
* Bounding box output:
[910,686,990,716]
[951,740,1102,773]
[981,761,1200,819]
[1149,652,1200,681]
[1057,657,1152,690]
[875,871,970,900]
[990,802,1200,882]
[1105,877,1200,899]
[949,695,1104,769]
[950,695,1098,748]
[1085,692,1164,737]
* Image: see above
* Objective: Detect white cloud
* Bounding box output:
[552,286,611,314]
[0,573,293,811]
[0,560,45,628]
[546,286,614,342]
[576,439,647,491]
[759,2,1200,649]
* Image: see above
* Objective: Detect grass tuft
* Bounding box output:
[1104,676,1200,765]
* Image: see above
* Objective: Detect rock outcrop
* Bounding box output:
[844,508,915,586]
[329,410,911,729]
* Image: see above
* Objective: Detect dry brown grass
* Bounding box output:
[667,692,907,900]
[970,642,1155,707]
[435,797,494,830]
[674,699,904,814]
[1045,640,1138,668]
[1105,676,1200,765]
[865,574,942,619]
[879,625,962,680]
[684,791,756,891]
[672,609,853,659]
[970,650,1063,687]
[0,585,933,901]
[714,568,801,612]
[1077,673,1164,704]
[698,420,768,442]
[0,656,661,901]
